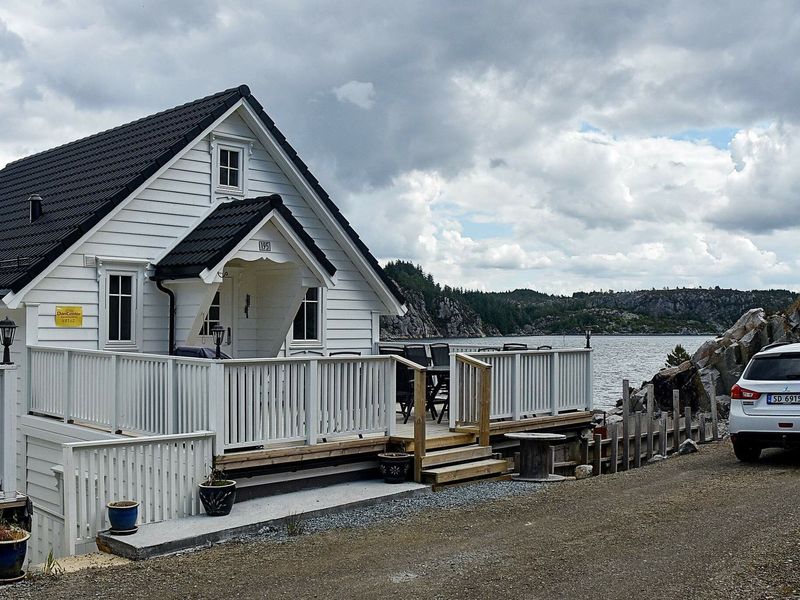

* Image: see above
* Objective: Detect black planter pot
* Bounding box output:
[198,481,237,516]
[0,529,29,583]
[377,452,412,483]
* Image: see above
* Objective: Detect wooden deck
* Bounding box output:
[217,412,593,471]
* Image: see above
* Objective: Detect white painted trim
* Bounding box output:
[0,365,17,492]
[199,210,334,288]
[237,102,406,316]
[1,99,247,310]
[25,304,39,346]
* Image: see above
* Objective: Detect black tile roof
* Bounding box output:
[0,85,405,305]
[153,195,335,280]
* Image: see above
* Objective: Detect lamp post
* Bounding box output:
[210,323,225,359]
[0,317,17,365]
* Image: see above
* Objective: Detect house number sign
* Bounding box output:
[55,306,83,328]
[258,241,271,252]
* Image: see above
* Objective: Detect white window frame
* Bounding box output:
[210,133,252,200]
[98,261,145,351]
[290,287,325,348]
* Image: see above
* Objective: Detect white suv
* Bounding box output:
[730,342,800,462]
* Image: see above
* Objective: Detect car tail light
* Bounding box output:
[731,384,761,400]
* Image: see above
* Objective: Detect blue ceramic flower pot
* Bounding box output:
[107,501,139,532]
[0,529,29,581]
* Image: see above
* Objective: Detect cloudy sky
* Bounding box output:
[1,2,798,295]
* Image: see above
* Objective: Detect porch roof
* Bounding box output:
[152,195,336,280]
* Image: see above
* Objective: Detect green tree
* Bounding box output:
[665,344,691,367]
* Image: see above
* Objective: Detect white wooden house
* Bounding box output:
[0,85,593,564]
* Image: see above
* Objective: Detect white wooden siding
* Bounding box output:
[20,106,389,357]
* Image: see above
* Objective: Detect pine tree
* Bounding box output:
[665,344,691,367]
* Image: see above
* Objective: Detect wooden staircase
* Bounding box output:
[420,444,512,487]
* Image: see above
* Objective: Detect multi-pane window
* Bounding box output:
[219,148,240,189]
[293,288,319,341]
[199,291,221,336]
[108,274,134,342]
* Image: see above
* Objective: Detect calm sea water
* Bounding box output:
[438,334,711,411]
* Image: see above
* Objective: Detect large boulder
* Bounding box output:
[722,308,766,342]
[648,360,708,412]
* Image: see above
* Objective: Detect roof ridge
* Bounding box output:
[3,85,248,170]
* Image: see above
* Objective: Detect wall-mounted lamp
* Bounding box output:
[244,294,251,319]
[0,317,17,365]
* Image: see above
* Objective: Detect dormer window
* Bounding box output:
[219,148,240,189]
[213,137,249,197]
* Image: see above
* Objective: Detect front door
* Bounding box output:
[199,276,237,357]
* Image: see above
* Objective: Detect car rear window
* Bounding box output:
[745,353,800,380]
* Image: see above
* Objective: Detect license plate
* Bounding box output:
[767,394,800,404]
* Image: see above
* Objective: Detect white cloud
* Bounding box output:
[332,80,375,109]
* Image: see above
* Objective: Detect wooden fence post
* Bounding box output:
[634,411,642,468]
[645,383,654,460]
[413,369,427,483]
[110,354,120,433]
[621,379,630,471]
[593,433,602,476]
[672,390,680,453]
[710,379,719,441]
[699,413,707,444]
[550,352,560,416]
[62,444,77,556]
[479,366,491,448]
[685,405,693,443]
[659,417,667,457]
[609,422,618,474]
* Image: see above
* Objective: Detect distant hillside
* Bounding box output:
[380,261,799,339]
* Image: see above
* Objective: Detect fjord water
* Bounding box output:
[442,334,711,411]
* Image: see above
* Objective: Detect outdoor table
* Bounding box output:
[505,432,567,482]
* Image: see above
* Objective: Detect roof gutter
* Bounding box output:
[155,280,176,355]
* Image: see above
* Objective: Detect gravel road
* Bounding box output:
[5,440,800,599]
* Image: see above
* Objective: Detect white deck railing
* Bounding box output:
[29,347,398,452]
[61,431,214,556]
[28,347,213,435]
[220,356,396,450]
[450,347,593,425]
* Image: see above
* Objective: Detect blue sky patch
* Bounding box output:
[669,127,739,149]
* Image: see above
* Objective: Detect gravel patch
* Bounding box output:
[242,479,543,543]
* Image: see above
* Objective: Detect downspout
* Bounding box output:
[155,280,176,355]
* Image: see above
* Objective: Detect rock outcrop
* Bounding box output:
[642,302,800,417]
[381,285,499,340]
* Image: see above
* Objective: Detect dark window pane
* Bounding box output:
[120,297,132,340]
[307,288,318,301]
[306,304,318,340]
[293,308,304,339]
[228,168,238,188]
[220,149,230,168]
[121,275,132,295]
[110,275,119,295]
[209,305,220,321]
[109,297,119,341]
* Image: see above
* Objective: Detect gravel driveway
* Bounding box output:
[5,440,800,599]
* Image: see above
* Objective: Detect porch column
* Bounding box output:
[0,365,18,491]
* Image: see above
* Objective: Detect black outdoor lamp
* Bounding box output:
[210,323,225,359]
[585,329,592,349]
[0,316,17,365]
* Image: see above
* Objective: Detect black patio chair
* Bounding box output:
[502,343,528,351]
[380,346,414,422]
[536,345,552,350]
[329,351,362,356]
[428,343,451,423]
[403,344,430,368]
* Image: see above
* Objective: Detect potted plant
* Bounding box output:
[377,452,412,483]
[107,500,139,535]
[0,520,29,583]
[198,468,236,516]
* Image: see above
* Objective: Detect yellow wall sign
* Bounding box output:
[55,306,83,328]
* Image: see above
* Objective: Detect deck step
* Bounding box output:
[432,473,513,492]
[421,458,511,484]
[421,444,493,468]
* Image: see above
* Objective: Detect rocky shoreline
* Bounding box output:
[602,300,800,425]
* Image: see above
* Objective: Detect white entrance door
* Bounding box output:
[199,277,237,357]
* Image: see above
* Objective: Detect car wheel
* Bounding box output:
[733,441,761,462]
